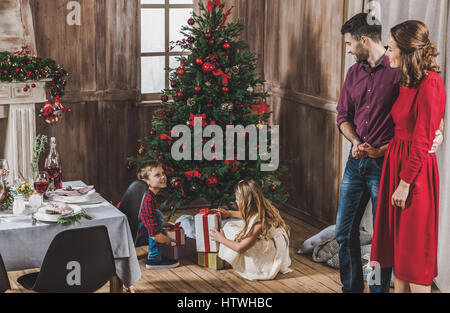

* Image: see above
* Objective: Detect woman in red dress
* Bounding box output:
[371,21,446,293]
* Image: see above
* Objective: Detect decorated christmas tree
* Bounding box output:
[130,1,290,215]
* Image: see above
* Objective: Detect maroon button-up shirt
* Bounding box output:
[337,55,402,148]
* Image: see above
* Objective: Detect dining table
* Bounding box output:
[0,180,141,293]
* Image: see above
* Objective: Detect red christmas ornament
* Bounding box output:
[187,18,195,25]
[161,95,169,102]
[207,103,213,108]
[23,87,28,92]
[174,181,181,188]
[194,86,202,93]
[270,185,277,191]
[210,120,216,125]
[177,68,185,76]
[222,42,231,50]
[177,91,184,99]
[187,36,195,44]
[158,155,164,160]
[15,68,20,72]
[31,83,36,88]
[208,39,215,46]
[181,192,188,199]
[3,70,7,74]
[149,130,156,136]
[206,175,219,188]
[195,58,204,66]
[204,33,212,39]
[202,62,215,73]
[222,86,230,93]
[170,81,177,88]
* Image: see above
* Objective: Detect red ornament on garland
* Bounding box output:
[187,36,195,44]
[23,87,28,92]
[204,33,212,39]
[174,181,181,188]
[222,86,230,93]
[181,192,188,199]
[206,175,219,188]
[177,91,184,99]
[3,70,7,74]
[270,185,277,191]
[31,83,36,88]
[208,39,215,46]
[207,103,213,108]
[161,94,169,102]
[195,58,204,66]
[194,86,202,93]
[149,130,156,136]
[187,18,195,25]
[170,81,177,88]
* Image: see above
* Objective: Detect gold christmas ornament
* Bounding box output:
[221,102,234,112]
[138,144,144,155]
[231,65,240,75]
[205,81,212,87]
[187,98,196,107]
[247,86,254,93]
[256,122,265,130]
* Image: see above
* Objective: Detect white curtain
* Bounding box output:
[4,104,36,184]
[344,0,450,292]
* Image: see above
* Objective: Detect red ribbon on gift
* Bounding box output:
[206,0,221,12]
[165,222,183,245]
[198,209,221,253]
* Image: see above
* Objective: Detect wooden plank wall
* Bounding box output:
[230,0,346,227]
[28,0,157,204]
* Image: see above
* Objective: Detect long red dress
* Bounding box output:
[371,71,446,286]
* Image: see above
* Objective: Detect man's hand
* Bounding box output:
[352,140,368,159]
[359,143,387,159]
[429,130,444,154]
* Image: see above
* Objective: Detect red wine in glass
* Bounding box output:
[45,166,62,190]
[34,181,50,194]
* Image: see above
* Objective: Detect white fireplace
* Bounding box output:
[0,80,49,183]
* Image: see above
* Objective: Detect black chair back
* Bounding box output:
[118,180,148,244]
[0,253,10,293]
[33,226,115,293]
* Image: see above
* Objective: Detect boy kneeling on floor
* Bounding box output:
[135,161,179,269]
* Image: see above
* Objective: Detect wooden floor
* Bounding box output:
[5,209,441,293]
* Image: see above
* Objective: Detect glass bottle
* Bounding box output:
[44,137,63,190]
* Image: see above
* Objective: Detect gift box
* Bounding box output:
[163,237,197,261]
[195,209,221,253]
[197,252,225,270]
[164,223,186,247]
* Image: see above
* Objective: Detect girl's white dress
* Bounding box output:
[219,215,292,281]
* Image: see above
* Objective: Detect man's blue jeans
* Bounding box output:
[335,151,392,293]
[136,209,165,262]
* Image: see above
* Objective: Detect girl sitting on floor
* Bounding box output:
[210,180,292,281]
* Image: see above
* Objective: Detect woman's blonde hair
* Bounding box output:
[390,20,440,88]
[234,180,289,242]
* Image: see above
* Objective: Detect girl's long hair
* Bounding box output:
[391,20,440,88]
[234,180,289,242]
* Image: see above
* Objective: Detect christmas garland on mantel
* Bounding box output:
[0,47,70,124]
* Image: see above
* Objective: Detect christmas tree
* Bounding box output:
[131,1,290,215]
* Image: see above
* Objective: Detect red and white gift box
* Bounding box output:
[195,208,222,253]
[164,222,186,247]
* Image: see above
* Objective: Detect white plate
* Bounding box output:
[34,204,82,223]
[51,192,101,204]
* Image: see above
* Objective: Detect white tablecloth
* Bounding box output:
[0,181,141,287]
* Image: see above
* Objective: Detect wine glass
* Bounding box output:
[34,172,50,195]
[0,159,9,181]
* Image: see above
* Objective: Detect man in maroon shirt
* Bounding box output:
[336,13,443,293]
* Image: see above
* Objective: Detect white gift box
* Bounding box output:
[195,209,221,253]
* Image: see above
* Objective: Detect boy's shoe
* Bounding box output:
[146,258,180,269]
